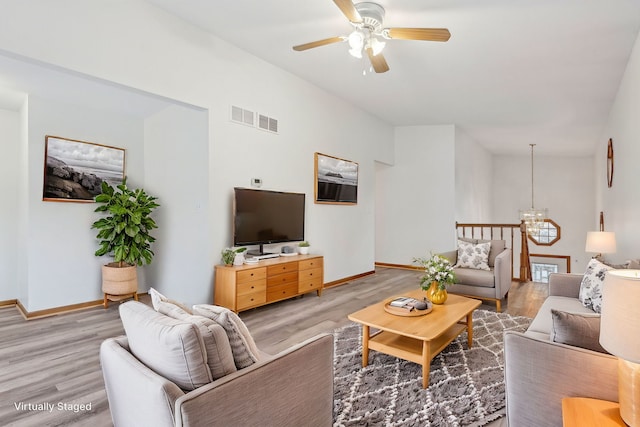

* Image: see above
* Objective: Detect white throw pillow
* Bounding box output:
[193,304,261,369]
[149,287,193,317]
[579,258,612,313]
[119,301,212,390]
[455,240,491,271]
[149,289,237,379]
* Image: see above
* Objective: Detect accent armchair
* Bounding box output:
[441,239,512,311]
[100,301,334,427]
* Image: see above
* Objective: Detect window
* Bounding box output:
[528,219,561,246]
[532,262,558,284]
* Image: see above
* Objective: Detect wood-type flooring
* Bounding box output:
[0,267,546,426]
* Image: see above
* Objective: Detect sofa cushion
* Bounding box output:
[527,296,596,337]
[455,240,491,271]
[478,239,506,267]
[457,238,505,267]
[149,288,237,379]
[579,258,612,313]
[119,301,212,390]
[149,287,193,316]
[160,311,238,380]
[193,304,261,369]
[453,267,495,288]
[626,259,640,269]
[550,309,608,354]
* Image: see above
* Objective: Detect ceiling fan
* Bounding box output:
[292,0,451,74]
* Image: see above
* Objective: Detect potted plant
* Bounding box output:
[413,253,456,304]
[221,247,247,266]
[92,179,159,307]
[298,241,310,255]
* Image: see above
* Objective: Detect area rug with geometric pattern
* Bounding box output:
[333,309,532,427]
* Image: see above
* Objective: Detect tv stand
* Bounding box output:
[214,255,324,312]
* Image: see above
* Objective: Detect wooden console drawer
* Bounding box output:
[299,258,323,271]
[237,280,266,296]
[267,262,297,276]
[237,268,266,284]
[214,255,324,312]
[298,277,322,293]
[299,267,322,281]
[267,271,298,287]
[267,283,298,302]
[237,292,266,310]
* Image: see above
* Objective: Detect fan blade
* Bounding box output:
[293,37,344,51]
[387,28,451,42]
[366,47,390,73]
[333,0,362,23]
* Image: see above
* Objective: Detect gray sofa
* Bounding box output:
[441,239,512,311]
[100,301,334,427]
[504,273,618,427]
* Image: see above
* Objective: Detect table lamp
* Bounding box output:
[585,231,617,258]
[599,269,640,426]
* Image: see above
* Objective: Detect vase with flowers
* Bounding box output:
[413,253,456,304]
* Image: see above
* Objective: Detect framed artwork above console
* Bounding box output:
[314,152,358,205]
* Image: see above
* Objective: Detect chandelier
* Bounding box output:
[519,144,547,235]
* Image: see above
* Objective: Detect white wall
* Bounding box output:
[492,154,595,273]
[455,128,493,223]
[0,0,395,309]
[23,96,145,311]
[376,125,456,264]
[0,108,20,300]
[143,105,212,303]
[596,30,640,264]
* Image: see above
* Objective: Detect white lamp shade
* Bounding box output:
[599,269,640,363]
[585,231,617,254]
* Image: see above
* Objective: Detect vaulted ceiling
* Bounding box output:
[146,0,640,155]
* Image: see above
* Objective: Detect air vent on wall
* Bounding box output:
[258,114,278,134]
[230,105,279,134]
[230,105,255,126]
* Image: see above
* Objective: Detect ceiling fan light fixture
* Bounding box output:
[348,30,364,50]
[349,47,363,58]
[369,37,385,56]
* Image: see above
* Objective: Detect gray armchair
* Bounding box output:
[100,302,334,427]
[441,239,512,312]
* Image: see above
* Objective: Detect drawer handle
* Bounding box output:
[250,273,254,277]
[251,285,255,289]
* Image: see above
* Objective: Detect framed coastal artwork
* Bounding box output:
[42,135,125,202]
[314,152,358,205]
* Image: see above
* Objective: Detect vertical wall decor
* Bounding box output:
[314,152,358,204]
[607,138,614,188]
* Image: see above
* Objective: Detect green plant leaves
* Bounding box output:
[92,179,159,266]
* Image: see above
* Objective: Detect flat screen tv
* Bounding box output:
[233,187,305,256]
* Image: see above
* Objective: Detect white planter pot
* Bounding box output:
[233,253,245,266]
[299,247,309,255]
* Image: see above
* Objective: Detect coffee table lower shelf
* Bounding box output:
[368,323,466,365]
[362,320,470,388]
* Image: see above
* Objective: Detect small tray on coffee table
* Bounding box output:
[383,297,432,317]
